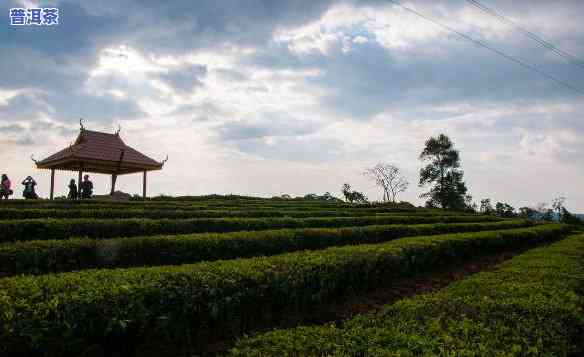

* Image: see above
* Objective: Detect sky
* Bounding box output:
[1,0,583,211]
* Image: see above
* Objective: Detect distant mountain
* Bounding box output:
[575,214,584,221]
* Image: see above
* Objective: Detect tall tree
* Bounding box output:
[341,183,353,203]
[419,134,468,210]
[551,196,566,220]
[363,163,409,203]
[536,202,554,221]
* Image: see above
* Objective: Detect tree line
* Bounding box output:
[340,133,582,223]
[342,133,468,209]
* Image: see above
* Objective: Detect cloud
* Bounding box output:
[214,112,333,161]
[156,64,207,94]
[216,112,321,141]
[0,123,27,133]
[228,135,347,162]
[170,101,226,122]
[0,119,78,148]
[1,0,584,210]
[0,91,52,121]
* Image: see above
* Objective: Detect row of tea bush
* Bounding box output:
[0,220,532,275]
[231,232,584,356]
[0,224,570,356]
[0,215,501,242]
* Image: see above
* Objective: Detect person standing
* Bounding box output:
[68,179,78,200]
[80,174,93,199]
[22,176,38,199]
[0,174,12,199]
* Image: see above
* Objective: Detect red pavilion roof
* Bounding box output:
[36,129,165,175]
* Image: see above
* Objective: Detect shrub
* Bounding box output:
[0,207,470,220]
[0,215,502,242]
[0,220,533,276]
[0,224,570,356]
[231,232,584,356]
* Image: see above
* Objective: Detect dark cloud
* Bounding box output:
[214,112,334,161]
[45,91,145,123]
[0,1,125,91]
[0,92,49,121]
[0,123,26,133]
[214,68,250,82]
[157,64,207,94]
[78,0,343,54]
[242,35,584,121]
[0,1,148,126]
[0,120,77,147]
[0,0,345,128]
[170,101,227,122]
[216,113,321,141]
[15,136,34,146]
[230,136,346,162]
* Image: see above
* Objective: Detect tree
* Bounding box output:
[351,191,368,204]
[419,134,468,210]
[464,194,478,213]
[341,183,353,202]
[341,183,368,204]
[518,206,537,220]
[495,202,515,217]
[536,202,554,221]
[363,163,409,203]
[480,199,493,215]
[322,192,335,201]
[518,198,580,223]
[552,197,566,220]
[560,207,580,224]
[551,197,582,224]
[303,192,341,202]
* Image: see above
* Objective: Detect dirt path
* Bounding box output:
[311,251,517,323]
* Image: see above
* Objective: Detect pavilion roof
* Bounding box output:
[35,129,165,175]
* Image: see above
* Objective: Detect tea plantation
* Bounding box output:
[0,198,581,356]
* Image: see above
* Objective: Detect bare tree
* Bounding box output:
[364,163,409,203]
[552,197,566,216]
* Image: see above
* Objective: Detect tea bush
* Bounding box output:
[0,220,532,275]
[0,224,569,356]
[0,215,501,242]
[231,232,584,356]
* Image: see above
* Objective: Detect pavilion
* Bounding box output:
[34,122,167,199]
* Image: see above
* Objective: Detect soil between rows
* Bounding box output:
[205,247,528,356]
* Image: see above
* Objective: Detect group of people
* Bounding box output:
[68,175,94,200]
[0,174,94,200]
[1,175,38,199]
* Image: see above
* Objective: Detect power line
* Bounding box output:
[465,0,584,70]
[386,0,584,95]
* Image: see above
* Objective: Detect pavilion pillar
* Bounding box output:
[111,174,118,195]
[142,170,147,199]
[78,170,82,199]
[49,169,55,200]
